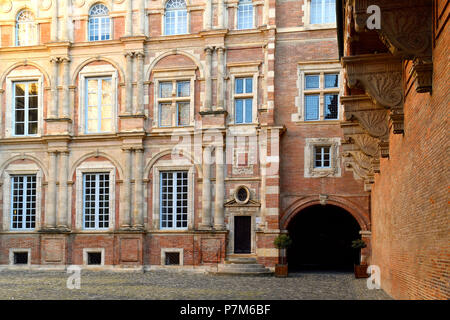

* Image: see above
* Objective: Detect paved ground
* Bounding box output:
[0,269,391,300]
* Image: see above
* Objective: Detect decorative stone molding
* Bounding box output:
[352,0,433,93]
[304,137,341,178]
[343,53,404,134]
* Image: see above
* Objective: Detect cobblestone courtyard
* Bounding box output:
[0,270,391,300]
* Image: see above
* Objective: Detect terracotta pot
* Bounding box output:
[275,264,288,277]
[354,264,369,278]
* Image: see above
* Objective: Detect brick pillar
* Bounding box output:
[133,149,144,228]
[46,151,58,229]
[57,151,69,229]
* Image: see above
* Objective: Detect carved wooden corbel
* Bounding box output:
[352,0,433,93]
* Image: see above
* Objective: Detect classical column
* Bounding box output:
[61,57,71,118]
[216,47,225,110]
[138,0,146,35]
[120,148,132,228]
[135,51,145,115]
[61,0,70,41]
[133,149,144,228]
[51,0,58,42]
[214,144,225,229]
[203,47,213,111]
[205,0,212,30]
[50,57,60,118]
[124,52,134,114]
[125,0,133,36]
[57,151,69,229]
[218,0,225,29]
[200,147,212,229]
[46,152,58,229]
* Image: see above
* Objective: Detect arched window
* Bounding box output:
[165,0,188,35]
[237,0,253,30]
[16,10,37,46]
[88,3,111,41]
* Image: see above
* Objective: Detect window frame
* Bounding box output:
[236,0,255,30]
[159,170,189,230]
[12,81,39,137]
[234,77,254,124]
[10,174,37,231]
[75,161,116,231]
[294,62,342,123]
[164,0,189,36]
[302,0,337,30]
[304,137,341,178]
[15,9,38,47]
[84,76,114,134]
[87,4,112,42]
[314,145,331,168]
[157,80,192,128]
[82,172,111,230]
[310,0,336,25]
[78,64,118,135]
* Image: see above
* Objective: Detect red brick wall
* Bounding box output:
[370,9,449,299]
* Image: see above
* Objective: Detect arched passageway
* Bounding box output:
[287,204,361,271]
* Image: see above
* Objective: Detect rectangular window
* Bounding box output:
[310,0,336,24]
[303,72,339,121]
[85,77,113,133]
[165,10,188,35]
[314,146,331,168]
[305,95,320,121]
[324,94,339,119]
[235,77,253,124]
[237,1,254,30]
[160,171,188,229]
[11,175,36,230]
[13,81,38,136]
[158,80,191,127]
[83,173,110,230]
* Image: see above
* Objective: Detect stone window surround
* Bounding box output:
[304,137,342,178]
[227,62,260,126]
[161,1,191,36]
[301,0,337,30]
[75,161,116,232]
[161,248,184,266]
[87,3,113,42]
[2,163,43,231]
[293,61,343,123]
[150,161,195,231]
[151,67,196,129]
[82,248,105,266]
[77,64,118,135]
[9,248,31,266]
[4,69,44,138]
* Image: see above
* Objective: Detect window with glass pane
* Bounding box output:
[83,173,110,229]
[310,0,336,24]
[324,94,339,119]
[325,73,339,88]
[235,77,253,124]
[314,146,331,168]
[11,175,36,230]
[13,82,38,136]
[158,80,190,127]
[305,75,320,89]
[305,95,320,121]
[237,0,254,30]
[85,77,113,133]
[16,10,37,46]
[160,171,188,229]
[88,4,111,41]
[165,0,188,35]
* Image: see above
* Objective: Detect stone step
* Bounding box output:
[213,261,273,276]
[224,257,258,264]
[218,264,266,270]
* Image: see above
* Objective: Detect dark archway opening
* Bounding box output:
[287,204,361,272]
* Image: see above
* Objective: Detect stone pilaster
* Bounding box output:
[205,0,212,30]
[61,57,71,119]
[133,149,144,229]
[125,0,133,36]
[138,0,146,35]
[124,52,134,114]
[57,151,69,229]
[200,147,212,229]
[203,47,213,111]
[50,0,58,42]
[218,0,225,29]
[120,148,132,228]
[135,51,145,115]
[50,57,60,118]
[214,143,225,230]
[45,151,58,229]
[61,0,70,41]
[216,47,225,111]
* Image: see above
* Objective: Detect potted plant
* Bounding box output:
[274,234,292,277]
[351,239,369,278]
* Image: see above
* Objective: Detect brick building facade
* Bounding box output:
[0,1,371,274]
[338,0,449,299]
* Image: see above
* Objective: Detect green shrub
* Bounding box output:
[351,239,367,249]
[274,234,293,249]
